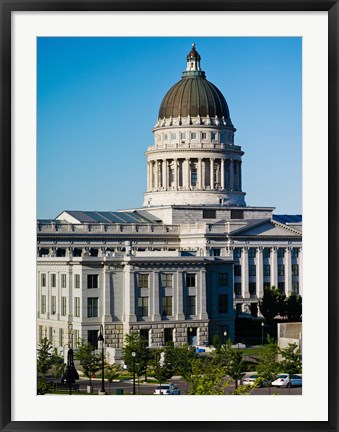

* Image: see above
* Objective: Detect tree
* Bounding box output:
[278,342,302,394]
[74,339,101,386]
[255,335,279,393]
[220,340,243,389]
[285,293,302,321]
[37,337,53,379]
[50,348,65,382]
[189,357,227,395]
[105,362,121,394]
[259,286,286,322]
[122,332,149,379]
[212,335,222,353]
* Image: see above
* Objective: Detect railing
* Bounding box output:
[37,223,180,235]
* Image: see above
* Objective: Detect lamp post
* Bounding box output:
[261,322,264,346]
[98,325,106,395]
[224,330,227,345]
[132,351,136,395]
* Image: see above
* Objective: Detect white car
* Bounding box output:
[242,374,258,385]
[153,384,181,395]
[271,374,302,387]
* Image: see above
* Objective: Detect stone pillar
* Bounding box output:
[256,248,264,298]
[241,248,249,298]
[174,159,178,190]
[198,158,202,189]
[285,248,292,296]
[149,161,153,190]
[221,158,225,190]
[239,161,242,191]
[202,159,206,189]
[163,159,167,190]
[230,159,234,191]
[175,271,185,320]
[198,269,208,320]
[186,158,190,190]
[123,263,137,322]
[270,248,278,288]
[103,265,112,322]
[155,160,159,190]
[210,158,214,189]
[152,272,161,321]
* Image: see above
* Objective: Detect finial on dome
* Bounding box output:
[186,43,202,73]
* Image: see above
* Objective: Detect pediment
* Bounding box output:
[232,220,301,237]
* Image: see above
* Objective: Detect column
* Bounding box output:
[198,158,202,189]
[103,265,112,322]
[149,161,153,190]
[270,247,278,288]
[151,271,161,321]
[285,248,292,296]
[202,159,206,189]
[174,158,178,190]
[175,271,185,320]
[256,248,264,298]
[186,158,190,190]
[163,159,167,190]
[198,269,208,320]
[210,158,215,189]
[241,248,249,298]
[221,158,225,190]
[230,159,234,191]
[239,161,242,191]
[147,161,150,191]
[123,263,137,322]
[155,160,159,190]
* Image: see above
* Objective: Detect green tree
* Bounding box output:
[220,340,243,389]
[259,286,286,322]
[285,293,302,321]
[122,332,149,379]
[74,339,101,386]
[105,362,121,394]
[50,348,65,382]
[279,342,302,393]
[255,335,279,393]
[189,357,227,395]
[212,335,222,353]
[37,337,53,379]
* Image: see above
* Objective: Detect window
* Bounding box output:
[218,272,228,286]
[263,282,271,290]
[191,168,197,186]
[278,264,285,276]
[51,274,56,287]
[249,265,256,276]
[234,283,241,295]
[202,132,207,140]
[186,273,196,288]
[75,274,80,288]
[292,248,299,258]
[87,274,98,289]
[218,294,228,313]
[88,330,98,349]
[264,265,271,276]
[171,133,176,140]
[137,274,149,288]
[164,328,173,343]
[211,132,216,140]
[278,282,285,293]
[164,134,168,141]
[234,265,241,277]
[249,283,256,295]
[74,297,80,317]
[203,209,216,219]
[61,297,67,316]
[41,274,46,287]
[191,132,196,139]
[231,210,244,219]
[41,295,46,314]
[61,274,66,288]
[248,248,256,258]
[138,297,149,317]
[292,281,299,294]
[74,330,80,348]
[186,296,196,315]
[162,296,173,316]
[59,328,64,346]
[180,132,186,140]
[38,326,43,343]
[263,248,270,258]
[212,248,221,257]
[48,327,53,342]
[140,329,149,344]
[161,273,173,288]
[87,298,98,318]
[292,264,299,276]
[51,296,56,315]
[233,248,241,259]
[277,248,285,258]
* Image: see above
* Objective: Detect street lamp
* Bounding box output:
[132,351,136,395]
[261,322,265,346]
[98,325,106,395]
[224,330,227,344]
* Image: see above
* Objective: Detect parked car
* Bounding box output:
[271,374,302,387]
[242,374,258,385]
[153,384,181,395]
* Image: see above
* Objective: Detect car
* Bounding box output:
[242,374,258,385]
[271,374,302,387]
[153,384,181,395]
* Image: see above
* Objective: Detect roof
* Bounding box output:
[55,210,162,224]
[272,215,302,224]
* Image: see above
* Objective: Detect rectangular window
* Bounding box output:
[51,296,56,315]
[292,281,299,294]
[41,295,46,314]
[87,274,98,289]
[278,282,285,293]
[234,283,242,295]
[61,297,67,316]
[38,325,43,343]
[218,294,228,313]
[180,132,186,140]
[137,274,149,288]
[292,248,299,258]
[75,274,80,288]
[87,298,98,318]
[161,273,173,288]
[211,132,216,140]
[164,134,168,141]
[59,328,64,346]
[263,282,271,290]
[48,327,53,342]
[233,248,242,259]
[249,265,256,276]
[138,297,149,317]
[263,248,271,258]
[292,264,299,276]
[278,264,285,276]
[248,248,256,258]
[164,328,173,343]
[61,274,66,288]
[191,168,197,186]
[74,297,80,317]
[171,133,176,140]
[264,265,271,276]
[74,330,80,348]
[277,248,285,258]
[218,272,228,286]
[231,210,244,219]
[202,209,216,219]
[249,282,256,295]
[191,132,196,139]
[186,296,196,315]
[51,274,56,287]
[212,248,221,257]
[201,132,207,140]
[41,274,46,287]
[162,296,173,316]
[234,265,241,276]
[88,330,98,349]
[186,273,196,288]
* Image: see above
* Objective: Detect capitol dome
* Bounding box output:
[157,44,234,129]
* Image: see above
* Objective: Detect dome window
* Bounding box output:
[171,133,176,140]
[191,132,196,139]
[164,134,168,141]
[202,132,207,140]
[180,132,186,140]
[211,132,217,141]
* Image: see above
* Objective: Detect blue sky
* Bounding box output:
[37,37,302,219]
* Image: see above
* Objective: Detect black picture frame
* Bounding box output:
[1,1,337,431]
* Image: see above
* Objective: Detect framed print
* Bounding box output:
[1,1,338,431]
